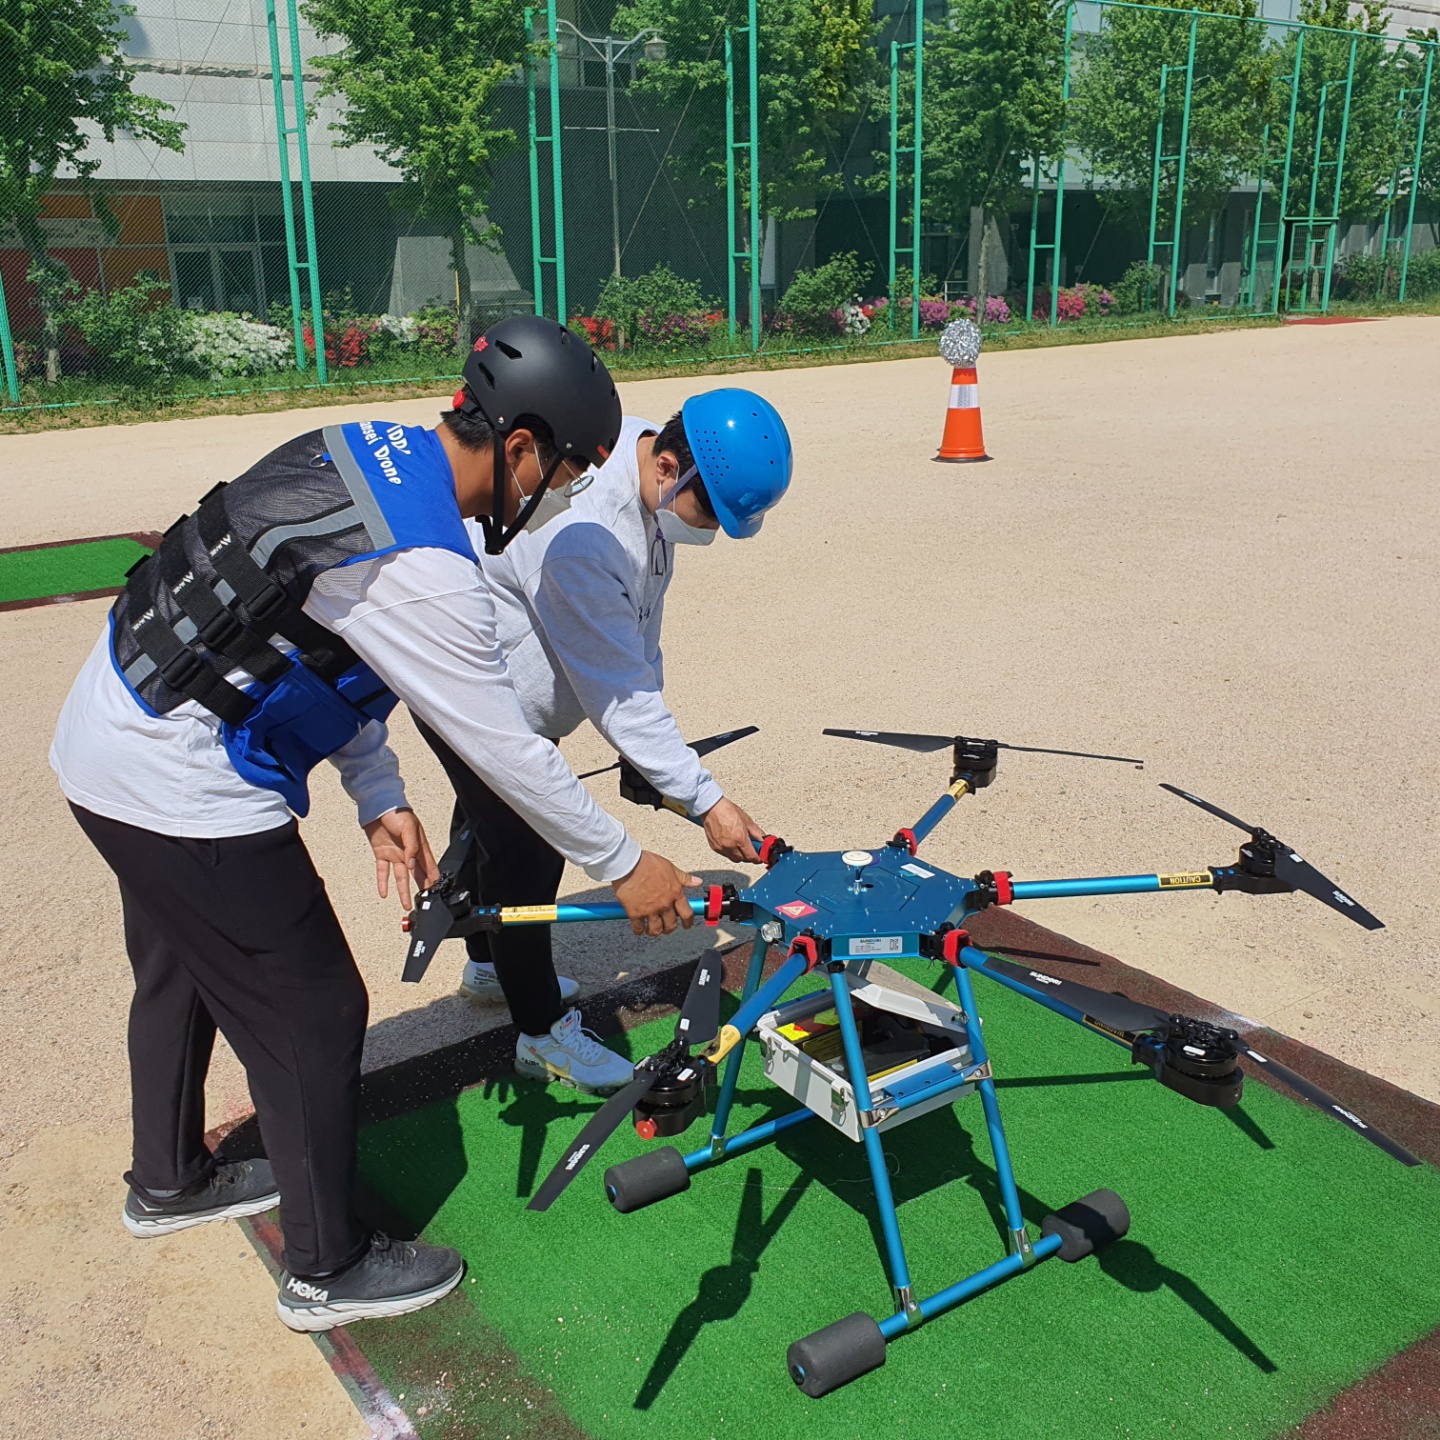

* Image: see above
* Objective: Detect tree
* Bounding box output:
[919,0,1066,291]
[1391,30,1440,222]
[305,0,530,351]
[1278,0,1399,227]
[0,0,185,381]
[1070,0,1278,250]
[612,0,876,268]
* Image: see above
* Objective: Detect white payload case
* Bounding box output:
[754,965,976,1142]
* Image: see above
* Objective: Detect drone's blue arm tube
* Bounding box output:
[686,935,812,1170]
[1009,871,1213,901]
[479,898,709,926]
[960,944,1134,1052]
[909,778,973,846]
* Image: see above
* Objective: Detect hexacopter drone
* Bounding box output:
[401,726,1413,1398]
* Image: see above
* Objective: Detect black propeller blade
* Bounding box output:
[1229,1039,1421,1166]
[577,726,759,781]
[675,950,724,1048]
[527,1069,662,1212]
[823,728,1143,767]
[528,950,727,1210]
[401,826,477,983]
[1160,784,1383,930]
[981,955,1170,1035]
[982,954,1418,1165]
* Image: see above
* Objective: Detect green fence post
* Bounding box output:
[1378,87,1408,298]
[888,40,900,309]
[1319,34,1359,313]
[284,0,326,382]
[911,20,923,339]
[1399,44,1434,302]
[747,0,760,351]
[1147,64,1171,286]
[265,0,307,370]
[1026,151,1040,322]
[526,8,544,317]
[547,0,567,324]
[1166,13,1199,316]
[0,267,18,405]
[1050,0,1075,325]
[726,28,737,339]
[1271,28,1304,315]
[1244,123,1270,310]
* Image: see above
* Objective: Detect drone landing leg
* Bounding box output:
[950,964,1033,1261]
[828,963,919,1321]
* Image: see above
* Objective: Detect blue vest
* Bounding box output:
[109,421,476,816]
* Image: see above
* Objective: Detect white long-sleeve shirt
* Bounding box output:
[477,415,723,816]
[51,546,641,882]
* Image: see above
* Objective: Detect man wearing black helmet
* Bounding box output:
[49,316,699,1333]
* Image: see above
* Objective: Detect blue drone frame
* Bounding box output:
[401,727,1413,1398]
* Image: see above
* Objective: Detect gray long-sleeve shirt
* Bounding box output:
[475,415,724,816]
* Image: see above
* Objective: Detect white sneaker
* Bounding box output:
[515,1008,635,1094]
[461,959,579,1004]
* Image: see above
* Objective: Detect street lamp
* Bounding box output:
[555,20,665,278]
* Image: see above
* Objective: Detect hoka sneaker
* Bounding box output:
[515,1007,634,1094]
[277,1233,464,1333]
[123,1159,280,1237]
[461,958,579,1004]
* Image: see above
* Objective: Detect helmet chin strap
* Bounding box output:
[479,430,568,555]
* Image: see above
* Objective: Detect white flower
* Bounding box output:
[840,299,870,337]
[187,313,292,376]
[380,313,418,342]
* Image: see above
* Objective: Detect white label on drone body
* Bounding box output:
[849,936,904,956]
[902,863,935,880]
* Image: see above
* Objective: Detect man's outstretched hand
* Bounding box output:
[702,796,766,863]
[613,851,703,936]
[364,807,439,909]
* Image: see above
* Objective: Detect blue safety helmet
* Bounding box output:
[680,389,792,539]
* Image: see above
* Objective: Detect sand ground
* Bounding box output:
[1,317,1436,1437]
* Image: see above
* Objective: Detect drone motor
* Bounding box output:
[1133,1016,1244,1109]
[633,1056,715,1140]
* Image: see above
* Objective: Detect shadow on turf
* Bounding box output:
[634,1166,813,1409]
[770,1103,1278,1375]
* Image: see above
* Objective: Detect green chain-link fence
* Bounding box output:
[2,0,1436,412]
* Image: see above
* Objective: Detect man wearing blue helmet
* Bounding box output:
[421,388,793,1093]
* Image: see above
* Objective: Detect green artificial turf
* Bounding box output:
[355,966,1440,1439]
[0,537,150,604]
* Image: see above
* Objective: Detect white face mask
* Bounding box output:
[654,467,718,548]
[513,454,592,535]
[655,506,716,547]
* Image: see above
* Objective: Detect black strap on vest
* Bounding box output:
[155,521,293,687]
[122,560,258,727]
[194,484,360,683]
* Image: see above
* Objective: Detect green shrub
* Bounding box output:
[590,264,712,347]
[64,275,198,387]
[776,252,872,333]
[1108,261,1168,315]
[1400,245,1440,299]
[1334,251,1392,301]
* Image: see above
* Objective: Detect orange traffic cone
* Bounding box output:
[935,364,990,463]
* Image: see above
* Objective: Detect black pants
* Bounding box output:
[71,804,369,1277]
[413,718,567,1037]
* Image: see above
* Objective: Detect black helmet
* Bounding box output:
[453,315,621,553]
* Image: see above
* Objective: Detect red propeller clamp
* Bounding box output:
[705,885,725,927]
[994,871,1014,906]
[788,934,822,972]
[941,928,971,967]
[758,835,792,869]
[634,1118,658,1140]
[891,828,918,857]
